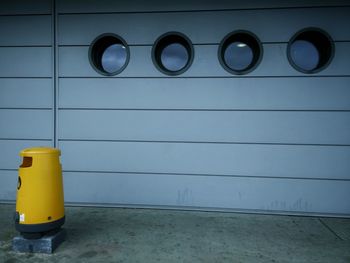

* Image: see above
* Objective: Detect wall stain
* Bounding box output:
[290,198,311,211]
[266,199,312,212]
[176,188,194,205]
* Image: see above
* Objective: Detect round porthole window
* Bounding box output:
[152,32,194,76]
[218,30,263,75]
[287,28,334,74]
[89,33,130,76]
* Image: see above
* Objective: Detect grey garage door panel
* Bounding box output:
[0,0,51,15]
[59,77,350,110]
[0,79,52,108]
[58,7,350,45]
[2,170,349,215]
[0,140,53,169]
[62,171,350,215]
[0,47,51,77]
[59,141,350,180]
[0,170,17,202]
[0,16,52,46]
[58,110,350,145]
[58,43,350,77]
[57,0,350,14]
[0,110,52,139]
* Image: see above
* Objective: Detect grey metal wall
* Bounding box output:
[1,0,350,216]
[0,0,54,200]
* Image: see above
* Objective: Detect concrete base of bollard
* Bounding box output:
[12,228,66,253]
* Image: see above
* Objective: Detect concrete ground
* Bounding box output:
[0,204,349,263]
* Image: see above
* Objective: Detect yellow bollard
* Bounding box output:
[15,147,65,238]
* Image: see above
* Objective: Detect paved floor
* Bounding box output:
[0,204,349,263]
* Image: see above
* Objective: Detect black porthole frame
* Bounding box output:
[287,27,335,74]
[89,33,130,76]
[152,32,194,76]
[218,30,263,75]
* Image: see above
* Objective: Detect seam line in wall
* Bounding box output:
[60,170,350,181]
[57,40,350,47]
[0,45,52,48]
[0,138,51,141]
[0,77,51,79]
[57,139,350,147]
[0,14,51,17]
[53,0,59,147]
[0,138,51,142]
[1,167,348,181]
[57,108,350,112]
[0,108,51,110]
[57,75,350,79]
[57,5,350,16]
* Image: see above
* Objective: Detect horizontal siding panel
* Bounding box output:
[58,110,350,145]
[59,77,350,110]
[0,16,51,46]
[58,43,350,77]
[59,141,350,180]
[63,171,350,215]
[57,0,350,14]
[0,170,17,201]
[58,8,350,45]
[0,79,52,108]
[0,47,51,77]
[0,140,53,169]
[0,110,52,139]
[0,0,51,15]
[2,169,350,216]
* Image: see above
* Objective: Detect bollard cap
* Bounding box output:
[20,147,61,157]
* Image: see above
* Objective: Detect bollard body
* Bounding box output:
[15,147,65,237]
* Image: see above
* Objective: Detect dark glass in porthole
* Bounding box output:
[89,33,129,76]
[287,28,334,74]
[224,42,254,71]
[101,44,127,73]
[290,40,319,71]
[161,43,189,72]
[219,31,263,75]
[152,32,194,76]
